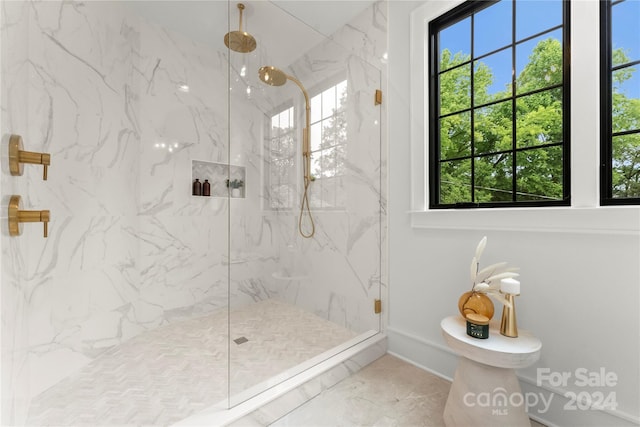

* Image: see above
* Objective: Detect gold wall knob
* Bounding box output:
[9,134,51,180]
[8,195,50,238]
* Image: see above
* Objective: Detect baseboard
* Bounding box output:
[387,326,639,427]
[387,326,458,380]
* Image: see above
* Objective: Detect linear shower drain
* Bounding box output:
[233,337,249,345]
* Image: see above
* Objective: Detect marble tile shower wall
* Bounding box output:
[1,2,142,422]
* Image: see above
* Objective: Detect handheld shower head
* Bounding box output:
[224,3,256,53]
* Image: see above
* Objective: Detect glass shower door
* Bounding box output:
[1,3,33,423]
[228,0,383,405]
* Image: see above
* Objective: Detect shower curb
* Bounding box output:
[175,332,387,426]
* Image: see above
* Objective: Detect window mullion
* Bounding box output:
[511,0,517,202]
[470,13,476,203]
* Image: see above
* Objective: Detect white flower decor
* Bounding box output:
[469,236,519,308]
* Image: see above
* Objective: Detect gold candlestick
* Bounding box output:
[500,293,518,338]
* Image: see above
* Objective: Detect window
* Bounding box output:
[266,105,296,209]
[309,79,348,209]
[429,0,570,208]
[601,0,640,204]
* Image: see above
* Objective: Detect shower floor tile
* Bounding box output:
[26,299,357,426]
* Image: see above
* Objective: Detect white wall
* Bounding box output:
[388,1,640,426]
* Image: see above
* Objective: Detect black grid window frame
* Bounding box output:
[428,0,571,209]
[600,0,640,205]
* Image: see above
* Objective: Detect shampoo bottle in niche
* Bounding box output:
[203,179,211,196]
[192,178,202,196]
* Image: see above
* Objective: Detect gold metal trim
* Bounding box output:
[375,89,382,106]
[224,3,257,53]
[8,195,22,236]
[374,299,382,314]
[8,134,51,180]
[8,195,50,238]
[9,134,24,176]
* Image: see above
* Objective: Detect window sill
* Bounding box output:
[410,206,640,235]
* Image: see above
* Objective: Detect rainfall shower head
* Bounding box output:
[224,3,256,53]
[258,66,288,86]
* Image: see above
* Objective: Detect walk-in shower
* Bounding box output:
[0,0,385,425]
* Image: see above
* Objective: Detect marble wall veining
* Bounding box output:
[254,1,388,336]
[1,2,144,423]
[1,1,32,423]
[1,0,387,423]
[0,1,234,422]
[137,10,233,326]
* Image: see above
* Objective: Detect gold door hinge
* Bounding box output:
[374,299,382,314]
[375,89,382,106]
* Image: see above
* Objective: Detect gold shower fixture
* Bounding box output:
[258,66,315,239]
[9,134,51,180]
[8,195,50,238]
[224,3,256,53]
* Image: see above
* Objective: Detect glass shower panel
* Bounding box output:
[134,0,232,419]
[1,2,32,424]
[228,1,383,405]
[1,1,231,424]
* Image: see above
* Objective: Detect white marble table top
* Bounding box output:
[441,315,542,369]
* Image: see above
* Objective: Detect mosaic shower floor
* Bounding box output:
[26,299,357,426]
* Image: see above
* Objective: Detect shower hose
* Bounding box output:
[299,150,315,238]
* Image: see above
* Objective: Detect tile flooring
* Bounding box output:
[256,354,546,427]
[25,300,546,426]
[26,300,356,426]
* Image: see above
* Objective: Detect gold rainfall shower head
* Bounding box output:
[258,66,288,86]
[224,3,256,53]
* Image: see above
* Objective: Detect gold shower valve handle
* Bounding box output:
[41,210,50,238]
[9,134,51,180]
[8,195,50,238]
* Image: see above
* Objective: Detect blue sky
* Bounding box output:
[440,0,639,99]
[613,0,639,99]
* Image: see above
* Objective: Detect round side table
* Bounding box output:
[441,315,541,427]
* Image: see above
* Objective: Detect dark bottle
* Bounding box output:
[192,178,202,196]
[203,179,211,196]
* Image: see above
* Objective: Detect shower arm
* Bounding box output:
[237,3,245,33]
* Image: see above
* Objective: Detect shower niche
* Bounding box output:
[192,160,245,198]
